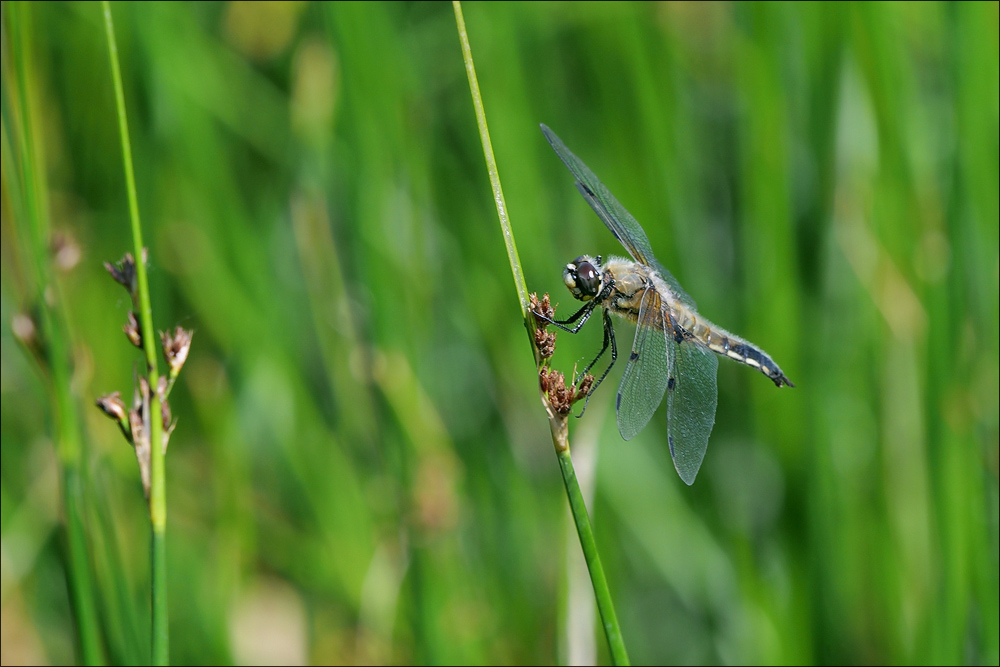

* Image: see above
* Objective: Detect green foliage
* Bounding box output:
[1,2,997,665]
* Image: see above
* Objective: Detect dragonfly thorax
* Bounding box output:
[563,255,604,301]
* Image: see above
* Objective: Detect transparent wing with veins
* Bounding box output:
[616,286,719,485]
[540,123,696,310]
[616,288,672,441]
[666,336,718,485]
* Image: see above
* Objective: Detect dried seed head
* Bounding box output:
[160,327,193,377]
[538,367,550,393]
[105,252,138,294]
[130,408,151,498]
[534,328,556,358]
[96,392,128,423]
[159,396,175,454]
[129,376,152,496]
[128,405,145,448]
[540,293,554,317]
[574,374,595,403]
[123,311,142,347]
[132,374,146,412]
[160,396,172,429]
[541,368,574,415]
[530,292,555,328]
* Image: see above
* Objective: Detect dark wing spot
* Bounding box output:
[629,350,639,361]
[668,435,675,457]
[616,393,622,410]
[667,377,676,391]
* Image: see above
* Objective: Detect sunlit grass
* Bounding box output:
[1,2,996,665]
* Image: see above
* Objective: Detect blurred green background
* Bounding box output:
[2,1,997,665]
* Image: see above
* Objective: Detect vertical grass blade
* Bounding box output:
[556,448,628,664]
[452,1,529,320]
[3,2,105,663]
[453,3,629,663]
[102,3,169,663]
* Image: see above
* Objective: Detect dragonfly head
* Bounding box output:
[564,255,603,301]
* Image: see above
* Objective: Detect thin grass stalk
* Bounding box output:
[5,3,104,663]
[101,4,168,663]
[452,2,530,318]
[452,3,629,663]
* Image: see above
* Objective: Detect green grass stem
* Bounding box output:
[453,3,629,663]
[5,3,104,663]
[557,448,629,664]
[102,3,168,663]
[452,1,529,321]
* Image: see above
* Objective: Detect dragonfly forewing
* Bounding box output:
[541,123,697,309]
[666,339,718,485]
[616,288,672,440]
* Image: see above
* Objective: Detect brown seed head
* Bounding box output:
[96,392,128,422]
[105,252,138,294]
[530,292,556,328]
[132,374,146,412]
[160,327,193,377]
[129,405,152,498]
[538,367,550,393]
[542,368,575,415]
[123,311,142,347]
[534,328,556,358]
[574,374,595,402]
[128,405,145,448]
[160,397,172,430]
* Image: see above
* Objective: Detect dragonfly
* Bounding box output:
[535,124,793,485]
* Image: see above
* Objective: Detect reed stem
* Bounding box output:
[6,3,104,662]
[102,4,169,663]
[453,3,629,663]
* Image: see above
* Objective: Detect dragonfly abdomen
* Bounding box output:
[676,310,794,388]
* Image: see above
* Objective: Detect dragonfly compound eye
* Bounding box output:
[564,257,601,300]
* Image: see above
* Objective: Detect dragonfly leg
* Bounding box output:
[532,279,616,333]
[579,308,612,377]
[575,309,617,418]
[533,299,596,333]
